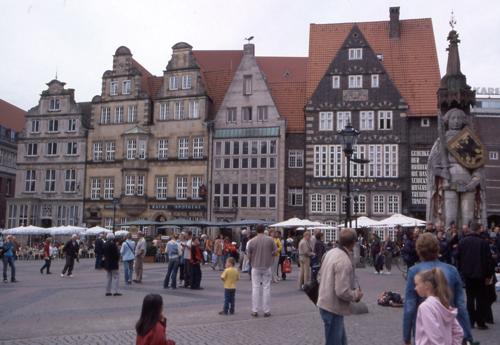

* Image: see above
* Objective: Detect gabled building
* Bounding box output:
[304,7,440,224]
[7,80,89,228]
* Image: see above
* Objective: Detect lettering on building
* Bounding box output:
[410,150,429,206]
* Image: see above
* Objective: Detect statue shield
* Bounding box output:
[447,127,486,169]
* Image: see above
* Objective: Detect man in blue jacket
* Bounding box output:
[403,232,473,345]
[2,235,17,283]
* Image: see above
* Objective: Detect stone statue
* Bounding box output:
[426,108,487,229]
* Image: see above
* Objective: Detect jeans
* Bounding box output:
[251,267,272,313]
[223,288,236,313]
[123,260,133,284]
[3,256,15,281]
[164,258,179,288]
[319,308,347,345]
[190,263,201,289]
[183,260,192,287]
[95,255,103,269]
[62,256,75,275]
[106,269,119,294]
[40,258,51,273]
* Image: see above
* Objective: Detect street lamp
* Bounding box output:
[112,198,119,233]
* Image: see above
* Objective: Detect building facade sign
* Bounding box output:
[410,150,429,207]
[473,87,500,96]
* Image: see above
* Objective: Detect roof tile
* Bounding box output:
[0,99,26,132]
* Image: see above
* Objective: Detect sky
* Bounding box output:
[1,0,499,110]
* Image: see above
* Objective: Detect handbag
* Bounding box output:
[282,258,292,274]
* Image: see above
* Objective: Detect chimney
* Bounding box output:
[244,43,255,56]
[389,7,400,38]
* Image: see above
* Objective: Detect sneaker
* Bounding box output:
[113,293,122,296]
[251,312,258,317]
[264,312,271,317]
[11,279,18,283]
[373,271,378,274]
[68,275,73,278]
[61,274,65,277]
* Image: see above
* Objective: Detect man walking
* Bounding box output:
[120,232,135,285]
[2,235,17,283]
[246,225,276,317]
[133,231,146,283]
[298,231,314,289]
[94,233,105,269]
[61,234,79,277]
[317,228,363,345]
[458,223,494,330]
[181,230,192,288]
[164,234,181,289]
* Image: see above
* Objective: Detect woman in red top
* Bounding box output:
[136,294,175,345]
[40,238,52,274]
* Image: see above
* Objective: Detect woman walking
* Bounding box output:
[40,238,52,274]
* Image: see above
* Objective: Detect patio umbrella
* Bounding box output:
[270,218,325,228]
[378,213,425,227]
[338,216,382,228]
[3,225,48,235]
[83,226,112,236]
[115,230,129,237]
[49,226,86,236]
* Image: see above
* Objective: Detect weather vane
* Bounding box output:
[245,36,254,43]
[449,11,456,30]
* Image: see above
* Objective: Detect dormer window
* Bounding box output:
[243,75,252,95]
[181,75,192,89]
[110,81,118,96]
[122,80,131,95]
[169,76,178,90]
[348,75,363,88]
[348,48,363,60]
[49,98,60,111]
[371,74,379,88]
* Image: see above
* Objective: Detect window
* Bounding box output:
[169,76,178,90]
[157,139,168,160]
[68,206,78,226]
[176,176,187,199]
[387,195,400,214]
[159,102,169,120]
[137,176,145,196]
[288,188,303,206]
[257,106,268,121]
[421,118,430,127]
[181,75,192,89]
[68,119,77,132]
[243,75,252,95]
[314,145,328,177]
[66,142,77,155]
[30,120,40,133]
[489,151,499,160]
[104,177,114,200]
[64,169,76,192]
[45,169,56,192]
[110,81,118,95]
[192,176,202,199]
[138,140,147,160]
[27,143,38,156]
[122,80,131,95]
[348,48,362,60]
[325,194,338,213]
[47,142,58,156]
[371,74,379,88]
[115,106,124,123]
[7,204,17,228]
[288,150,304,168]
[378,110,393,130]
[360,111,374,130]
[127,105,137,123]
[337,111,351,130]
[126,139,137,159]
[348,75,363,88]
[373,195,385,214]
[90,178,101,200]
[19,205,28,226]
[93,142,103,161]
[174,101,184,119]
[104,218,113,230]
[193,137,204,158]
[105,141,115,161]
[49,98,60,111]
[332,75,340,89]
[25,170,36,192]
[178,138,189,159]
[242,107,252,122]
[310,194,323,213]
[125,175,135,195]
[48,119,59,132]
[188,100,199,119]
[100,107,111,124]
[319,112,333,131]
[156,176,168,200]
[355,195,367,214]
[226,107,237,123]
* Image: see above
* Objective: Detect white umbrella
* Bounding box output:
[378,213,425,227]
[3,225,48,235]
[115,230,129,237]
[49,226,86,236]
[270,218,325,228]
[83,226,112,236]
[338,216,382,228]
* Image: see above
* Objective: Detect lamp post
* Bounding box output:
[112,198,119,233]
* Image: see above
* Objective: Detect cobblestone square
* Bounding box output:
[0,259,498,345]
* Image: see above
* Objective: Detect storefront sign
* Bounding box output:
[331,177,376,184]
[410,150,429,206]
[473,86,500,96]
[343,89,368,102]
[149,204,206,211]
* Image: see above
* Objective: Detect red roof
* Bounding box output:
[0,99,26,132]
[307,19,441,117]
[131,58,156,97]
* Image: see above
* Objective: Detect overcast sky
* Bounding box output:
[1,0,499,110]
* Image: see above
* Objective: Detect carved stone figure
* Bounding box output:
[427,108,486,228]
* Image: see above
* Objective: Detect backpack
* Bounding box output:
[377,290,403,307]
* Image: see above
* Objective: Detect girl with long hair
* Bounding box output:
[414,268,464,345]
[136,294,175,345]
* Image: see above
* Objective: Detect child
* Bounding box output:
[219,257,240,315]
[414,268,463,345]
[136,294,175,345]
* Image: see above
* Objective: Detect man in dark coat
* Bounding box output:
[94,233,105,269]
[457,223,495,329]
[61,234,79,277]
[102,233,121,296]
